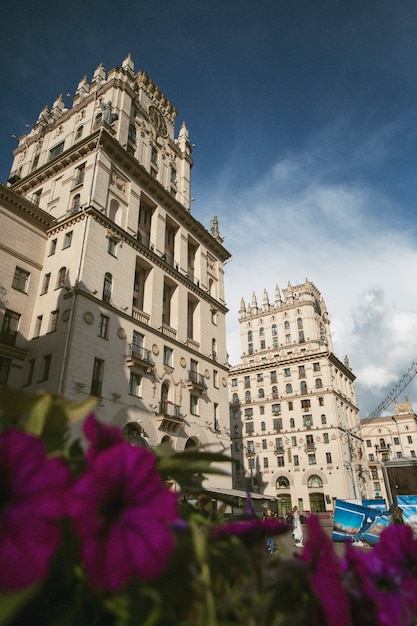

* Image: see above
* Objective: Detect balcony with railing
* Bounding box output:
[156,401,183,433]
[125,344,154,373]
[375,442,391,453]
[304,442,316,453]
[186,370,207,394]
[274,445,285,455]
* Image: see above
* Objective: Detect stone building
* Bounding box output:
[1,54,232,488]
[360,397,417,504]
[229,279,370,515]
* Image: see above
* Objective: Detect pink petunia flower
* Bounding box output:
[0,429,71,591]
[68,441,179,591]
[344,527,417,626]
[300,515,350,626]
[211,516,289,545]
[83,413,124,463]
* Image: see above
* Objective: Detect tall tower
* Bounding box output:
[229,279,369,513]
[1,55,232,487]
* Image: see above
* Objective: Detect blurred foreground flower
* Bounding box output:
[0,429,71,591]
[68,439,179,591]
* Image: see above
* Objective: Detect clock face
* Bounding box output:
[148,105,168,137]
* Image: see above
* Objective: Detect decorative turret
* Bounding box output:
[76,75,90,98]
[263,288,270,310]
[92,63,106,87]
[239,298,246,318]
[122,53,135,75]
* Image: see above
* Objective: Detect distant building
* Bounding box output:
[361,397,417,504]
[1,54,232,488]
[229,279,370,514]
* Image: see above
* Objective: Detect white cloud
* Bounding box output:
[218,137,417,418]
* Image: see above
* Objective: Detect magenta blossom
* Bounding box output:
[68,441,179,591]
[300,515,350,626]
[212,516,289,545]
[83,413,124,463]
[0,429,71,591]
[343,539,417,626]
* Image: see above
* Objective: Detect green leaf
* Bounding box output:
[0,584,40,626]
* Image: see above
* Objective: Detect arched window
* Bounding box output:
[128,123,137,143]
[261,421,266,431]
[71,194,80,213]
[245,390,251,403]
[286,383,293,394]
[258,388,265,398]
[321,414,327,424]
[94,112,102,127]
[108,199,120,224]
[315,378,323,389]
[272,324,277,336]
[284,320,290,330]
[307,474,323,488]
[259,327,264,337]
[272,385,278,399]
[290,418,295,428]
[102,272,112,303]
[300,380,308,394]
[297,317,303,329]
[232,393,239,404]
[56,267,66,289]
[276,476,290,489]
[247,330,253,342]
[74,125,83,140]
[234,425,239,435]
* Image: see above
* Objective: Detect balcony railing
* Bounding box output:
[274,445,285,455]
[187,370,207,393]
[125,344,154,372]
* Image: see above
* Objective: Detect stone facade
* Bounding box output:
[1,54,232,489]
[360,397,417,504]
[229,280,371,515]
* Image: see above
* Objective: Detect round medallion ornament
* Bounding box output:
[152,344,159,356]
[180,357,187,368]
[117,327,127,340]
[62,309,70,322]
[83,312,94,325]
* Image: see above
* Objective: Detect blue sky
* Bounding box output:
[2,1,417,418]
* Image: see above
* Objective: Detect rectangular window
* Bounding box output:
[91,358,104,397]
[25,359,36,386]
[244,407,253,418]
[257,373,263,382]
[288,401,293,411]
[394,437,400,445]
[277,456,285,467]
[49,239,57,255]
[0,357,11,385]
[326,452,332,464]
[163,346,173,367]
[291,436,297,447]
[284,368,291,377]
[262,439,267,449]
[213,370,219,388]
[40,354,51,382]
[301,398,311,410]
[12,267,30,293]
[63,231,73,249]
[108,237,117,256]
[260,340,266,350]
[303,415,313,428]
[231,378,238,387]
[369,453,375,461]
[308,453,317,465]
[98,314,109,339]
[270,370,277,382]
[408,435,413,444]
[245,422,254,434]
[411,450,416,458]
[260,406,265,415]
[374,482,381,491]
[323,433,329,444]
[33,189,42,206]
[73,163,85,187]
[263,457,269,468]
[396,451,402,458]
[0,309,21,346]
[190,394,198,416]
[129,373,142,396]
[370,467,378,479]
[366,439,372,447]
[33,315,43,338]
[293,454,299,466]
[49,141,64,160]
[285,334,291,344]
[272,403,281,414]
[273,417,283,431]
[298,365,306,377]
[48,310,59,333]
[41,273,51,295]
[321,414,327,424]
[313,362,321,372]
[244,376,251,388]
